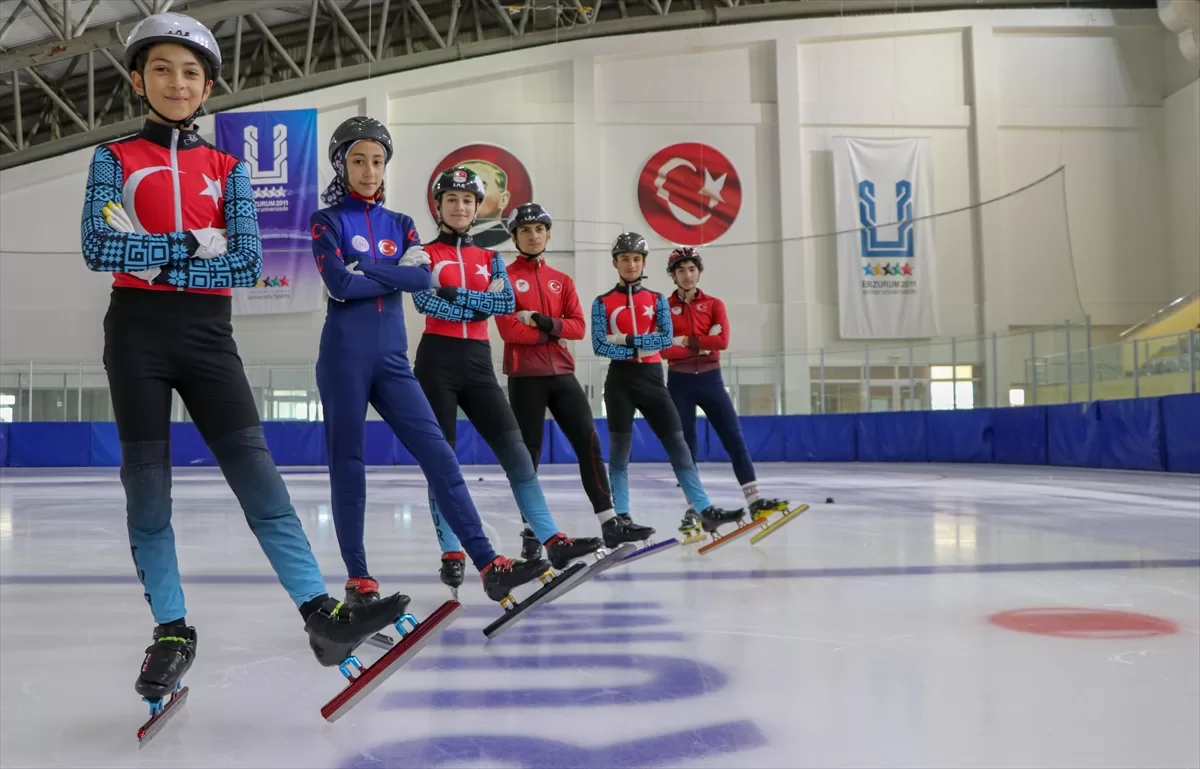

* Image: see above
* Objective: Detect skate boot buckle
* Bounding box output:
[338,656,364,682]
[393,614,419,637]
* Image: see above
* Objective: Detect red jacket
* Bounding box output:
[413,231,515,340]
[495,256,584,376]
[661,288,730,373]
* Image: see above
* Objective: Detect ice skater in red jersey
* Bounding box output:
[661,247,790,524]
[495,203,657,561]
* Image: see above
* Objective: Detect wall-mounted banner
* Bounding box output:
[637,142,741,246]
[833,137,939,339]
[215,109,322,315]
[426,144,533,250]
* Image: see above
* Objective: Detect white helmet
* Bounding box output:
[124,12,221,81]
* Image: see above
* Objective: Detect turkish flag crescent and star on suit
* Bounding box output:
[637,142,742,246]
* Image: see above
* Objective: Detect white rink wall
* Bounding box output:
[1,6,1195,369]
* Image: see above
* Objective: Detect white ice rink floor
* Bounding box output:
[1,462,1198,769]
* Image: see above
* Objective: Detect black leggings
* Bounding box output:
[508,374,612,515]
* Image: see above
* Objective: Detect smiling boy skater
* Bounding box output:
[80,13,409,734]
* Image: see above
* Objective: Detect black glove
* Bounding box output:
[436,286,460,302]
[531,313,555,334]
[469,310,489,322]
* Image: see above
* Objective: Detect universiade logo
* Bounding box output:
[857,178,919,296]
[342,601,769,768]
[244,124,289,212]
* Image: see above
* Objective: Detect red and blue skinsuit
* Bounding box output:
[310,194,497,578]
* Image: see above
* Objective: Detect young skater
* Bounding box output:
[80,13,408,707]
[310,118,551,607]
[591,232,744,533]
[661,247,789,521]
[412,168,603,590]
[494,203,656,561]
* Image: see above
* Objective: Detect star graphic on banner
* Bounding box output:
[882,262,892,276]
[863,263,874,277]
[902,263,913,276]
[280,276,290,286]
[475,264,490,281]
[642,304,655,319]
[200,174,222,202]
[872,264,884,277]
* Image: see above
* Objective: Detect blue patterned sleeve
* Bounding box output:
[412,287,482,321]
[80,146,190,273]
[630,293,675,351]
[592,296,635,360]
[164,161,262,289]
[449,251,516,316]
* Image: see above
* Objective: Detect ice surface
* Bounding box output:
[1,462,1197,768]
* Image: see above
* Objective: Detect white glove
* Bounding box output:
[700,349,712,356]
[103,201,135,233]
[190,227,227,259]
[557,338,568,348]
[606,334,628,346]
[709,324,722,336]
[516,310,535,326]
[487,278,505,293]
[345,261,365,276]
[398,246,430,268]
[672,335,688,347]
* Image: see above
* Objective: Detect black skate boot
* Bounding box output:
[344,577,381,606]
[480,555,552,602]
[440,551,466,590]
[698,505,746,532]
[602,515,655,549]
[678,509,702,536]
[136,622,197,701]
[749,497,788,521]
[544,532,603,570]
[304,593,411,667]
[520,527,543,562]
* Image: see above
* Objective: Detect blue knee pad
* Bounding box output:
[492,431,557,543]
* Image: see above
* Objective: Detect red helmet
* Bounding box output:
[666,246,703,275]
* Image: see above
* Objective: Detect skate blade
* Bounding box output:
[749,504,810,545]
[554,542,638,595]
[483,562,590,641]
[137,686,189,746]
[321,600,462,723]
[680,529,707,545]
[608,538,679,567]
[697,517,768,555]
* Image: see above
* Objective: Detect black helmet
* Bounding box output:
[666,246,703,275]
[611,232,649,258]
[328,117,393,165]
[432,166,486,202]
[507,203,552,233]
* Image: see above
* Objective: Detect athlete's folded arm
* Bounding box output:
[455,253,516,315]
[628,294,674,351]
[165,162,264,289]
[591,297,636,360]
[557,282,587,340]
[412,287,482,321]
[80,146,190,273]
[355,262,431,293]
[496,313,546,345]
[310,209,395,301]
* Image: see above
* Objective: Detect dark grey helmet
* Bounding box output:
[611,232,649,257]
[432,166,486,202]
[329,117,393,165]
[124,13,221,81]
[506,203,552,232]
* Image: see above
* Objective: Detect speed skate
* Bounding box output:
[697,516,769,554]
[615,537,681,565]
[137,682,189,746]
[321,600,462,722]
[483,562,591,640]
[749,503,811,545]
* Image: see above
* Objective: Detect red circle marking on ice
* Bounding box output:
[988,608,1179,639]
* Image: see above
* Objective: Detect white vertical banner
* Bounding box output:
[833,137,939,339]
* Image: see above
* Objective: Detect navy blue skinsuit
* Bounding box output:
[310,194,497,576]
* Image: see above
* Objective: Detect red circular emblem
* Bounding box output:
[637,142,741,246]
[378,239,398,256]
[427,144,533,249]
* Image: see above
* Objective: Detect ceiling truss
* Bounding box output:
[0,0,1155,169]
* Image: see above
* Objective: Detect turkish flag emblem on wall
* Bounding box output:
[637,142,742,246]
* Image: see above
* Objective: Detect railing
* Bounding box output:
[1,322,1196,423]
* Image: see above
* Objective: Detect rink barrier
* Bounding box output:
[1,393,1197,473]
